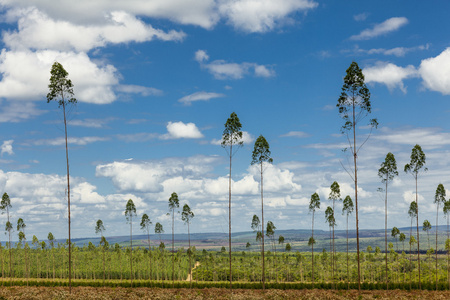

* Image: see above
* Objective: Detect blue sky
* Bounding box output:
[0,0,450,241]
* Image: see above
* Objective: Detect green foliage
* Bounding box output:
[221,112,243,149]
[47,62,76,107]
[124,199,136,222]
[342,195,353,216]
[251,135,273,166]
[309,193,320,213]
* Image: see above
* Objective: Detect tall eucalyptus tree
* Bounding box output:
[140,213,153,279]
[342,195,353,288]
[251,134,272,289]
[47,62,77,292]
[221,112,243,289]
[325,206,335,285]
[309,192,320,286]
[444,199,450,288]
[404,144,427,288]
[408,201,418,287]
[17,218,27,283]
[1,193,12,280]
[337,61,378,290]
[95,219,106,284]
[328,181,341,279]
[435,183,446,289]
[124,199,136,286]
[47,232,55,279]
[378,152,398,289]
[168,192,179,286]
[181,204,194,287]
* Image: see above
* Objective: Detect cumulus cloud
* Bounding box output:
[363,62,417,93]
[160,121,204,139]
[218,0,318,33]
[178,91,225,105]
[3,8,185,52]
[0,50,119,103]
[195,50,275,80]
[419,48,450,95]
[374,127,450,150]
[350,17,408,40]
[1,140,14,156]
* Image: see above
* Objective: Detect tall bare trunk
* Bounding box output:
[416,175,421,289]
[353,97,361,291]
[385,177,388,289]
[62,102,72,293]
[228,143,233,290]
[260,163,265,290]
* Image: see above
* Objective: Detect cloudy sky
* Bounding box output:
[0,0,450,241]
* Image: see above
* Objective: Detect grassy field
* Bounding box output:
[0,286,450,299]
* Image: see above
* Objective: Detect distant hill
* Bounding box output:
[54,225,450,253]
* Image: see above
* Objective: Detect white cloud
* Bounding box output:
[194,50,209,63]
[160,121,204,139]
[374,127,450,150]
[195,50,275,80]
[1,140,14,156]
[33,136,110,146]
[0,50,119,104]
[363,62,417,93]
[419,48,450,95]
[0,101,45,123]
[280,131,309,138]
[116,85,163,97]
[218,0,318,33]
[353,13,368,21]
[3,8,185,52]
[2,0,219,29]
[178,91,225,105]
[348,44,429,57]
[350,17,408,40]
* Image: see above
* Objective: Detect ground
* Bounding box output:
[0,287,450,299]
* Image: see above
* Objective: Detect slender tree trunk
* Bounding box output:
[260,163,265,290]
[147,230,151,280]
[447,216,449,289]
[188,222,192,288]
[172,209,175,287]
[436,205,439,290]
[130,215,133,287]
[312,212,315,287]
[415,175,421,289]
[332,199,335,289]
[353,98,361,291]
[385,178,388,290]
[228,142,233,290]
[62,102,72,293]
[346,214,349,289]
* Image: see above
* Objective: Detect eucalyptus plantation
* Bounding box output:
[221,112,243,289]
[408,201,418,287]
[337,61,378,290]
[47,62,77,293]
[378,152,398,289]
[251,134,273,289]
[404,144,427,288]
[444,199,450,288]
